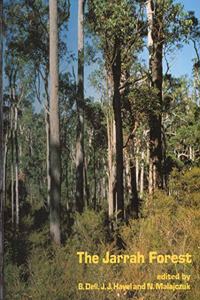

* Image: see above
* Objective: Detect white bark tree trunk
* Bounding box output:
[135,147,139,191]
[140,150,144,198]
[75,0,85,212]
[146,0,163,193]
[49,0,61,245]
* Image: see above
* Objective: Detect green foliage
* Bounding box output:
[170,167,200,207]
[87,0,144,71]
[5,0,69,66]
[5,263,27,300]
[163,76,200,167]
[5,168,200,300]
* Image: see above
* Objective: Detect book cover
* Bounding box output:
[0,0,199,299]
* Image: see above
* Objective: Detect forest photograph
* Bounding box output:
[0,0,200,299]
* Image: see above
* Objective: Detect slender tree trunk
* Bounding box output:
[124,150,131,200]
[106,70,116,219]
[107,110,116,218]
[84,156,89,207]
[93,146,97,210]
[10,109,14,224]
[45,109,50,207]
[107,117,113,215]
[70,148,74,209]
[112,41,124,220]
[0,0,4,297]
[102,162,107,200]
[124,148,138,218]
[146,0,163,193]
[14,106,19,226]
[140,150,144,198]
[128,140,139,218]
[44,74,50,208]
[75,0,85,212]
[3,132,7,206]
[163,126,167,189]
[11,140,14,224]
[49,0,61,245]
[146,139,150,165]
[135,147,139,191]
[130,158,139,218]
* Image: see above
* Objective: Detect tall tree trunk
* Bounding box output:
[75,0,85,213]
[10,109,14,224]
[49,0,61,245]
[135,146,139,191]
[14,106,19,226]
[93,146,97,210]
[3,132,7,206]
[44,75,50,208]
[105,70,116,219]
[140,150,144,198]
[45,109,50,207]
[146,0,163,193]
[112,41,124,220]
[0,0,4,297]
[107,110,116,218]
[11,134,14,224]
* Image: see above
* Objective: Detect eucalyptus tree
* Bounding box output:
[49,0,61,245]
[146,0,190,193]
[88,0,144,219]
[76,0,86,213]
[146,0,163,193]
